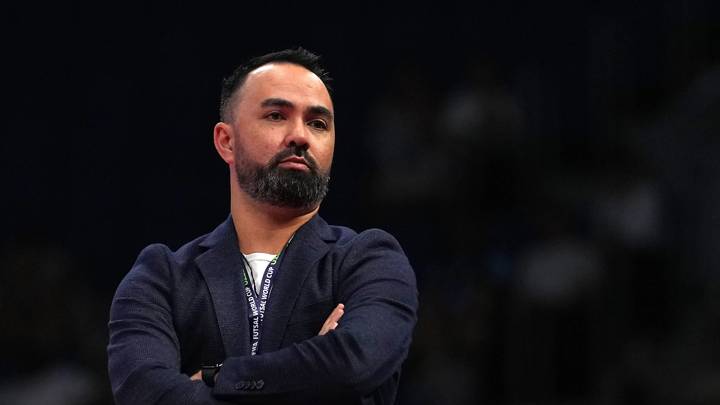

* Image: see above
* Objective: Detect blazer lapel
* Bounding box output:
[195,217,250,357]
[260,215,331,353]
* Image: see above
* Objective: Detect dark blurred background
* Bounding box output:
[2,1,720,404]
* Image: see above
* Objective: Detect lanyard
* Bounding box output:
[240,240,290,356]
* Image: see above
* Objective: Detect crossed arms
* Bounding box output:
[107,230,418,404]
[189,304,345,382]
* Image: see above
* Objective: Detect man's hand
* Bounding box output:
[319,303,344,336]
[190,303,345,381]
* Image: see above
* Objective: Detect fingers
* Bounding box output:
[328,303,344,324]
[318,303,345,335]
[190,370,202,381]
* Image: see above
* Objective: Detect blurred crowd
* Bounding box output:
[374,41,720,405]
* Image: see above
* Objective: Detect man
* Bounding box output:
[107,48,418,404]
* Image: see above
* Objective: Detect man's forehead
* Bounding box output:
[249,63,283,76]
[242,63,330,101]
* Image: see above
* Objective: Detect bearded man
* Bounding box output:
[107,48,418,405]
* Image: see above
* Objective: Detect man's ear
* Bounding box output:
[213,122,234,164]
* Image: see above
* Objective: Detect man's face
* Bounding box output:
[228,63,335,209]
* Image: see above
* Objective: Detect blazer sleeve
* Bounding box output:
[107,244,232,405]
[211,229,419,401]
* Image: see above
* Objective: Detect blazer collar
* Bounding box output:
[195,214,333,356]
[195,216,249,357]
[260,215,330,352]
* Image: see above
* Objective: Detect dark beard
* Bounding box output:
[235,146,330,209]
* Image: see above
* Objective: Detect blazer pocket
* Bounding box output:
[287,298,334,326]
[283,299,335,345]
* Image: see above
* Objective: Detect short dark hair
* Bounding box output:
[219,47,333,122]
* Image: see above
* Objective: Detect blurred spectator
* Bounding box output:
[0,237,105,404]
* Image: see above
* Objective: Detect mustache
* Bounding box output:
[268,146,320,172]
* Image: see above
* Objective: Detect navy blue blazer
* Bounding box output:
[107,215,418,404]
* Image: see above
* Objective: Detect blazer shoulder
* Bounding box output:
[326,224,413,279]
[171,232,213,265]
[126,229,214,282]
[331,225,406,254]
[133,231,208,265]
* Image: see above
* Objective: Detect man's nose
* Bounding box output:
[283,119,310,151]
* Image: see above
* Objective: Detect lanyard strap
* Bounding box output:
[241,241,290,356]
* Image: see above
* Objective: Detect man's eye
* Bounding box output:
[266,112,284,121]
[308,119,328,130]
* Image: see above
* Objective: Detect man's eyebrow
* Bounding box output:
[261,98,334,121]
[307,105,334,122]
[261,98,294,109]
